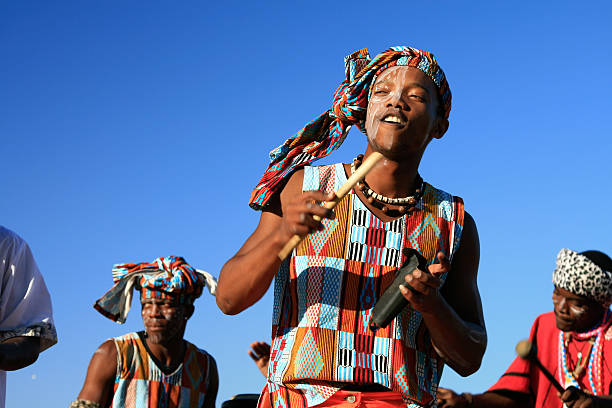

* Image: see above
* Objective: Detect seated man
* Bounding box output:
[71,256,218,408]
[437,248,612,408]
[0,226,57,408]
[217,46,486,408]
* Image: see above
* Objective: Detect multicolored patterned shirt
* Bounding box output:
[263,164,464,408]
[111,332,216,408]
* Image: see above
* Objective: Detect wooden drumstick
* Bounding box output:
[277,152,383,261]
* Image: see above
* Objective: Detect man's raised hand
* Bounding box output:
[399,252,450,314]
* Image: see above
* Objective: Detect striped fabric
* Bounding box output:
[111,332,214,408]
[261,164,464,408]
[249,46,451,211]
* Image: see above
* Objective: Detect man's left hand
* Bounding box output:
[399,252,449,314]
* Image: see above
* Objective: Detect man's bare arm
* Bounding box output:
[400,212,486,376]
[75,340,117,406]
[216,170,334,315]
[0,336,40,371]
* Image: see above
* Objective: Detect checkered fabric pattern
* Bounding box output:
[261,164,464,408]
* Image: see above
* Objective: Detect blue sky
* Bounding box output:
[1,1,611,406]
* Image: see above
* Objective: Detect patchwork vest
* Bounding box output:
[111,332,214,408]
[264,163,464,408]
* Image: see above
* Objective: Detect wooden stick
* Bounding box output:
[277,152,383,260]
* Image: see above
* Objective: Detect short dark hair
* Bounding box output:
[580,250,612,271]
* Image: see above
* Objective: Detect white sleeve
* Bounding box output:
[0,228,57,352]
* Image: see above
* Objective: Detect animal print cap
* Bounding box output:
[553,248,612,305]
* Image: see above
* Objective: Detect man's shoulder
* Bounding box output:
[423,182,462,203]
[301,162,345,191]
[0,226,17,240]
[111,331,140,344]
[303,162,343,170]
[535,311,556,322]
[532,311,557,333]
[0,226,26,254]
[88,338,119,369]
[184,339,212,358]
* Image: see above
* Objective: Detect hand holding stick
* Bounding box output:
[516,340,584,404]
[277,152,383,260]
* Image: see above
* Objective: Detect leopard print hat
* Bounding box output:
[553,248,612,305]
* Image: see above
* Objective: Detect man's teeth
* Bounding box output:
[383,116,401,123]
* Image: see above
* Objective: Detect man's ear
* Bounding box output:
[430,118,448,139]
[431,117,449,140]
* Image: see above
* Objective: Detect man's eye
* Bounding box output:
[374,89,389,95]
[410,94,426,102]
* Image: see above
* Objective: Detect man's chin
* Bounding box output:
[145,330,179,345]
[145,332,166,344]
[555,316,575,332]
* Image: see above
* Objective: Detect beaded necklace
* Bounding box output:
[350,154,424,215]
[558,310,611,395]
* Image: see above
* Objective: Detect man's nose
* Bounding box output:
[146,304,163,317]
[386,92,408,110]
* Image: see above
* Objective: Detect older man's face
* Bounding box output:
[552,286,604,332]
[141,297,187,344]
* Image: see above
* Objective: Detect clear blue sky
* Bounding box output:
[1,1,611,406]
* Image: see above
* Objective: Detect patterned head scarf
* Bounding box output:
[553,248,612,306]
[249,46,451,210]
[94,256,217,323]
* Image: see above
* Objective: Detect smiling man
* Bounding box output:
[70,256,218,408]
[437,249,612,408]
[216,47,486,408]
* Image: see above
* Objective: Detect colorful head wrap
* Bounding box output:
[249,46,451,210]
[94,256,217,323]
[553,248,612,306]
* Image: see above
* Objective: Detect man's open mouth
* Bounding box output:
[381,113,405,125]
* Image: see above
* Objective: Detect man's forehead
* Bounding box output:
[554,286,592,302]
[141,297,179,305]
[374,66,436,91]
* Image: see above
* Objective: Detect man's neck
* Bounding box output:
[144,334,186,369]
[362,146,423,197]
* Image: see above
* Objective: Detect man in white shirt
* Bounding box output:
[0,226,57,408]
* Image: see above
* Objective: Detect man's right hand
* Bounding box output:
[278,190,335,242]
[558,386,612,408]
[217,170,336,316]
[436,387,470,408]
